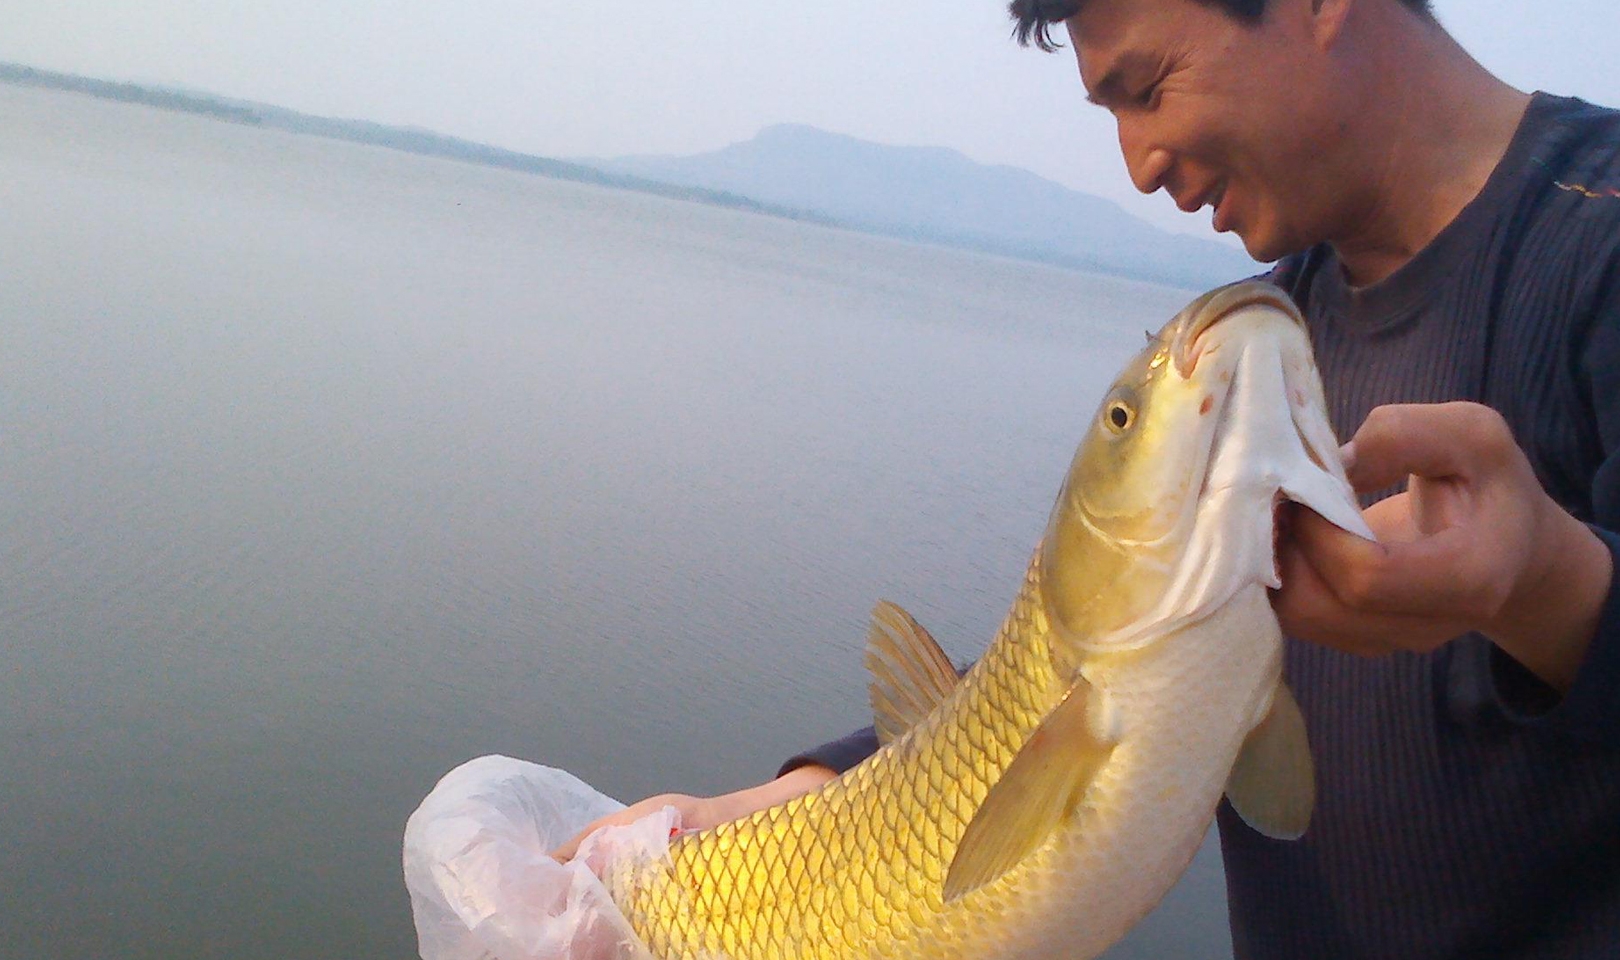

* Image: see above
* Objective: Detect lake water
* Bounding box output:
[0,84,1230,959]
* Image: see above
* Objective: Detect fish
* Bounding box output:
[599,280,1374,960]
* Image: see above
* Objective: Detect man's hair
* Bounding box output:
[1009,0,1434,52]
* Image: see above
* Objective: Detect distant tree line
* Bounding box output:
[0,62,264,124]
[0,60,832,228]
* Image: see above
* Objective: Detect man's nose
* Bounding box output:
[1119,122,1172,195]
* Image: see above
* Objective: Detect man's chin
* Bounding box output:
[1236,228,1302,265]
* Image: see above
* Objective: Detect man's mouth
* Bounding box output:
[1175,181,1230,231]
[1176,181,1221,214]
[1209,183,1231,233]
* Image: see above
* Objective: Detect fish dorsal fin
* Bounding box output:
[1225,682,1315,841]
[943,677,1118,902]
[865,601,960,745]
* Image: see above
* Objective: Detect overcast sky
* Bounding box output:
[4,1,1617,237]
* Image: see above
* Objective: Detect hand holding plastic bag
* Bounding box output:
[403,755,676,960]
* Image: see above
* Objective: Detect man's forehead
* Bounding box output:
[1065,0,1155,97]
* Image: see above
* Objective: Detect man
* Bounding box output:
[560,1,1620,955]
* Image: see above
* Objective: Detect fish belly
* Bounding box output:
[606,586,1278,960]
[973,584,1284,960]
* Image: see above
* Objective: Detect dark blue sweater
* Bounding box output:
[787,93,1620,959]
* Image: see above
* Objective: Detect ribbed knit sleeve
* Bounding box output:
[1496,257,1620,741]
[1502,528,1620,736]
[777,726,879,778]
[1224,96,1620,960]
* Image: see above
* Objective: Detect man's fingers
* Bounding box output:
[1290,505,1512,619]
[1279,402,1554,658]
[1346,402,1512,493]
[1362,490,1419,542]
[549,829,589,863]
[550,792,711,863]
[549,803,656,862]
[1277,508,1477,650]
[550,816,616,862]
[1274,516,1422,653]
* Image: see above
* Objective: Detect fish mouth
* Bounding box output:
[1178,281,1349,552]
[1173,283,1368,603]
[1188,288,1371,583]
[1168,282,1304,379]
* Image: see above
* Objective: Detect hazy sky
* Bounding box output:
[5,1,1617,237]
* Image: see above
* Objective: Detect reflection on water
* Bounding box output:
[0,84,1227,959]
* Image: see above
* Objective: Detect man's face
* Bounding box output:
[1067,0,1352,262]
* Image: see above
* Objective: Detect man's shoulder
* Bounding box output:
[1459,93,1620,300]
[1533,92,1620,125]
[1519,93,1620,202]
[1252,95,1620,315]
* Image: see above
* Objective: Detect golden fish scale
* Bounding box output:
[606,556,1067,960]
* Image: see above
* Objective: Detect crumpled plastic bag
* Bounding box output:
[403,755,677,960]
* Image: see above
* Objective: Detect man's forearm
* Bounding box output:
[715,764,837,821]
[1486,511,1614,692]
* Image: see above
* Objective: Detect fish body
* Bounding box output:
[602,282,1372,960]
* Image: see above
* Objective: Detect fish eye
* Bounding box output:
[1103,398,1136,434]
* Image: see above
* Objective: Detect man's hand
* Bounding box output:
[1272,402,1613,691]
[548,764,836,863]
[548,792,722,863]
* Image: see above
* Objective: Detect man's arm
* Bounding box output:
[777,725,881,779]
[548,763,838,862]
[1273,401,1613,692]
[550,724,888,861]
[1275,265,1620,739]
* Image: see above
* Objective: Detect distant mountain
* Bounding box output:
[1,61,1251,288]
[590,124,1257,289]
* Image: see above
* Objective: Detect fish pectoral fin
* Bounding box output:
[1224,681,1315,841]
[943,677,1116,903]
[865,600,961,745]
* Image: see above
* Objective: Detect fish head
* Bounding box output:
[1039,281,1373,652]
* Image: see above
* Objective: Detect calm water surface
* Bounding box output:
[0,85,1230,959]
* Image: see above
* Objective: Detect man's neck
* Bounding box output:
[1328,13,1530,288]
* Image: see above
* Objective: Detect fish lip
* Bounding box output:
[1169,281,1303,378]
[1271,494,1288,585]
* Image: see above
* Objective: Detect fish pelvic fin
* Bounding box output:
[943,676,1117,903]
[1225,681,1315,841]
[865,601,961,746]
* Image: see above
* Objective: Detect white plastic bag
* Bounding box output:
[403,755,677,960]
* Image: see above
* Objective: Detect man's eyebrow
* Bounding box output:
[1083,52,1152,107]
